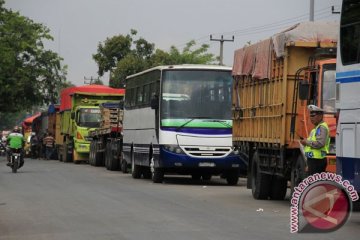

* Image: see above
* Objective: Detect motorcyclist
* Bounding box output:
[6,126,25,168]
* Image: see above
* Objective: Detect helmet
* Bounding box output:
[13,126,20,132]
[307,104,324,113]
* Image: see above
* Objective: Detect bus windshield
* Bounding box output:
[160,70,232,126]
[322,69,336,113]
[77,108,101,128]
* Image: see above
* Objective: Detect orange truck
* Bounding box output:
[231,22,337,200]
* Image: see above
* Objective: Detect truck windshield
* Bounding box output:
[160,70,232,126]
[77,108,101,128]
[322,65,336,113]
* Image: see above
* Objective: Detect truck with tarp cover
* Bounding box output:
[232,21,338,200]
[58,85,125,163]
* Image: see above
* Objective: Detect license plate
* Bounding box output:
[199,162,215,167]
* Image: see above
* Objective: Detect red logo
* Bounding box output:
[300,182,351,232]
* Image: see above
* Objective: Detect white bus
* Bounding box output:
[122,65,246,184]
[336,0,360,192]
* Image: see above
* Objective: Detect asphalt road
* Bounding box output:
[0,156,359,240]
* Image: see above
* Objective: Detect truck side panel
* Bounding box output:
[233,46,314,147]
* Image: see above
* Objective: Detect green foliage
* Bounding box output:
[0,1,67,112]
[93,29,216,88]
[0,111,28,130]
[93,33,133,76]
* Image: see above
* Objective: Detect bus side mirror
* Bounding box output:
[299,80,310,100]
[71,112,75,119]
[150,96,159,110]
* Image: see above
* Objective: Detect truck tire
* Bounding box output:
[106,140,119,171]
[63,143,73,163]
[251,152,271,200]
[94,141,103,167]
[270,176,288,200]
[291,155,306,196]
[131,151,141,179]
[105,143,111,170]
[89,141,95,166]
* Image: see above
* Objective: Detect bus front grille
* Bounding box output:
[183,147,231,158]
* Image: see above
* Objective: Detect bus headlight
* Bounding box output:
[164,145,184,154]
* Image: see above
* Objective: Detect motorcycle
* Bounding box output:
[8,148,22,173]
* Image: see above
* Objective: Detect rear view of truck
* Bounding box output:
[89,102,124,171]
[232,22,338,200]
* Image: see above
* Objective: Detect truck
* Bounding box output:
[57,85,125,163]
[232,21,338,200]
[89,102,125,171]
[22,112,41,156]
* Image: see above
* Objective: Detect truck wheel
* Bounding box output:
[251,152,271,200]
[291,156,306,196]
[105,143,110,170]
[94,142,103,167]
[150,157,164,183]
[89,141,95,166]
[107,141,119,171]
[131,152,141,179]
[270,176,288,200]
[64,144,73,163]
[226,171,239,185]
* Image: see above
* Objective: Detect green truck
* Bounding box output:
[57,85,125,163]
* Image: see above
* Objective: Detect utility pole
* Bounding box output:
[310,0,314,21]
[210,35,234,65]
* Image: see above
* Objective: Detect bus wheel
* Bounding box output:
[131,152,141,179]
[251,152,271,199]
[150,157,163,183]
[270,176,287,200]
[226,171,239,185]
[121,153,128,173]
[291,156,306,196]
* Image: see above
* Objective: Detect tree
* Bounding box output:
[92,31,133,77]
[0,0,67,112]
[93,29,217,88]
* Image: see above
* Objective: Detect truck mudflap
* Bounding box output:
[326,155,336,173]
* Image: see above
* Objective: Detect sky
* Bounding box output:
[5,0,341,86]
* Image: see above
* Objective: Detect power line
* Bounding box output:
[175,6,340,49]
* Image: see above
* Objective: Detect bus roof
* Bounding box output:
[125,64,232,79]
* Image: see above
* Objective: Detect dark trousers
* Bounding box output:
[45,146,54,160]
[307,158,327,176]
